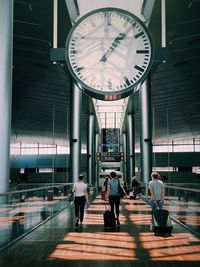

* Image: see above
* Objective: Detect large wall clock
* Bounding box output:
[65,7,154,100]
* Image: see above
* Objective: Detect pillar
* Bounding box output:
[127,114,135,184]
[87,115,94,185]
[70,84,82,183]
[0,0,13,193]
[95,132,100,187]
[139,78,152,198]
[122,132,127,181]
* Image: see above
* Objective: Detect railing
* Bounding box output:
[166,183,200,190]
[0,183,73,251]
[144,183,200,236]
[164,184,200,236]
[14,183,66,191]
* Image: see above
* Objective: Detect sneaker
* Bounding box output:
[75,218,79,227]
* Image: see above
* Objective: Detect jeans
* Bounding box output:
[109,195,120,218]
[150,199,164,210]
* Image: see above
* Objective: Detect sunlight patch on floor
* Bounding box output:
[139,232,200,261]
[49,231,137,260]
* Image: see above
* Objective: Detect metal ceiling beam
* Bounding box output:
[141,0,155,23]
[65,0,79,24]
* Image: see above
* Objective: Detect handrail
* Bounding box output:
[165,184,200,193]
[0,183,73,197]
[166,183,200,184]
[0,185,98,252]
[15,182,65,189]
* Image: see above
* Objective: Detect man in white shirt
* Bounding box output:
[149,172,165,210]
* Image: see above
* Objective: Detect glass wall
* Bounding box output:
[164,184,200,236]
[10,143,87,155]
[135,137,200,153]
[0,184,73,251]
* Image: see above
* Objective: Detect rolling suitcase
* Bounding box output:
[152,208,173,236]
[47,189,54,201]
[47,195,53,201]
[103,203,116,229]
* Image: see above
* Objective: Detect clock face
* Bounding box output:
[65,8,154,100]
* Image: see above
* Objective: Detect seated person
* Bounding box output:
[131,176,140,199]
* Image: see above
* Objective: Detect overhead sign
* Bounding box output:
[101,152,121,162]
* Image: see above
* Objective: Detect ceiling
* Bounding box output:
[11,0,200,147]
[146,0,200,143]
[12,0,95,146]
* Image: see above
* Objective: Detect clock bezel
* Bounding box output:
[65,7,154,100]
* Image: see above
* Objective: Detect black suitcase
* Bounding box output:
[152,208,173,236]
[47,195,53,201]
[103,203,116,229]
[47,189,53,201]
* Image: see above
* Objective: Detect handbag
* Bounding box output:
[69,191,74,202]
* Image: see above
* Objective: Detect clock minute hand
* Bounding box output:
[100,23,134,63]
[100,32,125,63]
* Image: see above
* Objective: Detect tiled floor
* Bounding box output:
[0,196,199,267]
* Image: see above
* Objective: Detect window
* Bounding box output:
[192,167,200,174]
[10,143,20,155]
[39,144,56,155]
[153,144,173,152]
[152,167,174,172]
[57,146,69,154]
[21,143,38,155]
[39,168,53,173]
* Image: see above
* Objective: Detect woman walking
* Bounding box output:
[72,174,88,227]
[106,171,123,226]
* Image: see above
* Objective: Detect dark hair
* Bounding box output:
[79,174,84,180]
[110,171,117,178]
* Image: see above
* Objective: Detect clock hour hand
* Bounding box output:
[100,32,125,63]
[100,23,134,63]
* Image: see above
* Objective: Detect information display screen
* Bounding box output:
[101,152,121,162]
[101,128,120,152]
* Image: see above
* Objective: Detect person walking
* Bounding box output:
[131,176,140,199]
[149,172,165,210]
[106,171,123,226]
[104,176,109,192]
[72,174,88,227]
[101,176,109,200]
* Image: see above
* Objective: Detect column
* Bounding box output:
[122,132,127,181]
[95,132,100,187]
[139,78,152,198]
[120,143,124,179]
[127,114,135,185]
[87,115,94,185]
[0,0,13,193]
[70,84,82,183]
